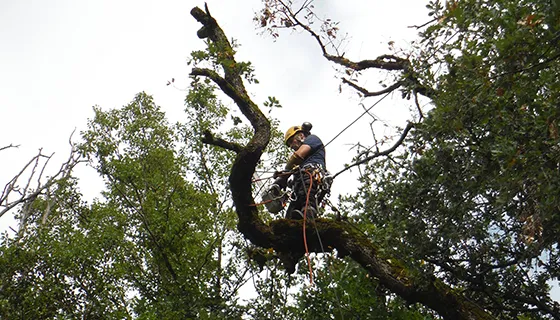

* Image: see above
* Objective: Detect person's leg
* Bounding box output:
[297,170,319,219]
[285,199,303,219]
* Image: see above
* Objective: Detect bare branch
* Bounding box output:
[276,0,328,56]
[414,90,425,121]
[0,142,83,223]
[0,144,19,152]
[294,0,312,17]
[342,78,403,97]
[408,17,438,29]
[257,1,437,99]
[202,130,242,153]
[333,122,415,179]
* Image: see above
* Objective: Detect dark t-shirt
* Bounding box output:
[302,134,326,168]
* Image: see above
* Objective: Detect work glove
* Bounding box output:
[273,171,290,189]
[273,170,290,179]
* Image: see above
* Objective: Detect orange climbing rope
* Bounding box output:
[249,198,274,207]
[252,167,317,284]
[302,169,314,284]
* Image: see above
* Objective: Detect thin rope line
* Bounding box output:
[324,92,391,148]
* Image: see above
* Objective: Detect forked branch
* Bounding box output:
[256,0,436,99]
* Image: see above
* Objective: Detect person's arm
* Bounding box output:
[294,144,312,159]
[284,144,311,170]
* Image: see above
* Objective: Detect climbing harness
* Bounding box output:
[255,164,332,284]
[259,164,332,217]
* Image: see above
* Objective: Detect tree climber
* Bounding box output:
[268,122,331,219]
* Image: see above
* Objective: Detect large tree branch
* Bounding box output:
[190,67,260,126]
[190,6,272,247]
[329,54,410,71]
[201,130,242,153]
[190,5,492,320]
[268,218,493,320]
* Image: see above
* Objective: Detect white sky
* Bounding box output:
[1,0,558,303]
[0,0,425,211]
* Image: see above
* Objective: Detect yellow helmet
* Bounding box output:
[284,126,302,146]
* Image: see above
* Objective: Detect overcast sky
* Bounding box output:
[1,0,559,304]
[1,0,425,210]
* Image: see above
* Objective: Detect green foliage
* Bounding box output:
[0,47,292,319]
[0,92,247,319]
[81,92,248,318]
[348,0,560,318]
[289,256,435,320]
[188,38,259,83]
[239,251,435,320]
[0,178,132,319]
[243,259,292,320]
[263,96,283,113]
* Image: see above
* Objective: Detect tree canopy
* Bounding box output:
[1,0,560,319]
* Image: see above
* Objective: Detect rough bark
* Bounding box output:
[189,6,493,320]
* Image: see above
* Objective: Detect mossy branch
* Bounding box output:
[189,5,491,319]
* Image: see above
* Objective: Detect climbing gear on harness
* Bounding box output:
[302,164,332,206]
[259,164,332,216]
[261,183,286,214]
[284,164,331,219]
